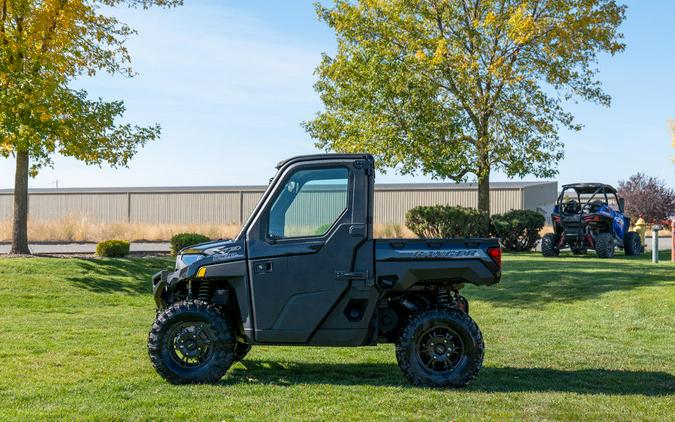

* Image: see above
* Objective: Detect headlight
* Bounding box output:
[175,254,202,270]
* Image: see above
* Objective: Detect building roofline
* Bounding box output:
[0,181,557,195]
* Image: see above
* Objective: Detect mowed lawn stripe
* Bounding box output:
[0,253,673,421]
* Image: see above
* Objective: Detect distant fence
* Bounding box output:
[0,182,557,226]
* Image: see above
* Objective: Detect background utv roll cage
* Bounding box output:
[557,183,625,215]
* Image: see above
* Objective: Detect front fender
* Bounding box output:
[150,260,253,341]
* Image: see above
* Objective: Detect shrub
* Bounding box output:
[491,209,545,251]
[170,233,210,255]
[405,205,491,238]
[96,240,130,257]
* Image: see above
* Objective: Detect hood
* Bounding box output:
[178,238,241,255]
[175,238,245,270]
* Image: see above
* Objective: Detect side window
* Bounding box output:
[268,167,349,239]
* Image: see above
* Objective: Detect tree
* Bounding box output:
[0,0,181,254]
[618,173,675,224]
[305,0,626,214]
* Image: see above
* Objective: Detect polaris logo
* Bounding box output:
[216,245,242,255]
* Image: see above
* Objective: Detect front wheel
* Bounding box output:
[148,301,236,384]
[396,308,484,388]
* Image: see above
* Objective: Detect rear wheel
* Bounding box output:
[396,308,484,388]
[541,233,560,257]
[595,233,615,258]
[624,231,643,256]
[148,301,236,384]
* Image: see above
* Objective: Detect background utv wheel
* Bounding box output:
[571,247,587,255]
[624,231,643,256]
[541,233,560,257]
[396,308,484,388]
[595,233,615,258]
[148,300,235,384]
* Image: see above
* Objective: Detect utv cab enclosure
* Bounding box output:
[542,183,643,258]
[148,154,502,388]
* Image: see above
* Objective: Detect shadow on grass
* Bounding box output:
[65,257,173,295]
[466,252,675,307]
[225,360,674,396]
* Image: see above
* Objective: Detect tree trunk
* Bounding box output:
[11,150,30,255]
[476,127,491,215]
[477,170,490,215]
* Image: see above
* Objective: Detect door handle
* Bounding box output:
[254,261,273,274]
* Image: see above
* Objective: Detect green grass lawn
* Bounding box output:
[0,251,673,421]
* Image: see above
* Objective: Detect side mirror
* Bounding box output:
[618,197,625,212]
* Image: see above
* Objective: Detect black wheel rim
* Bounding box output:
[166,322,215,368]
[416,326,466,372]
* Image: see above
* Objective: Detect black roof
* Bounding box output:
[276,153,374,169]
[561,183,617,194]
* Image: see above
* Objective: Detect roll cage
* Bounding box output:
[556,183,624,215]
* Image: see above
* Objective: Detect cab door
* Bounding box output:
[245,158,372,343]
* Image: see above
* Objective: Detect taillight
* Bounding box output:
[487,247,502,268]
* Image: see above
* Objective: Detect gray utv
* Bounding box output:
[148,154,501,388]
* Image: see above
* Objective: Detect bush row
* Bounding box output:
[95,209,543,257]
[405,205,545,251]
[95,232,212,257]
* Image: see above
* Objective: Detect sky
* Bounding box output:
[0,0,673,189]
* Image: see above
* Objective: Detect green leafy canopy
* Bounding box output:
[0,0,183,174]
[305,0,626,181]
